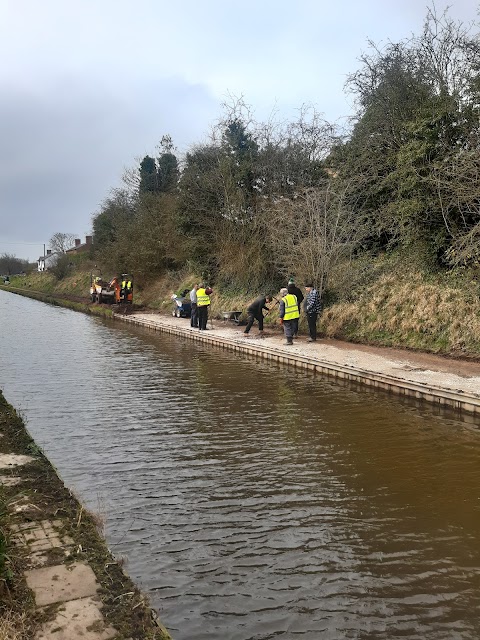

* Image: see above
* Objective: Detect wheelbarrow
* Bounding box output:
[171,293,192,318]
[222,310,242,324]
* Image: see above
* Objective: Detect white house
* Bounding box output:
[37,250,60,272]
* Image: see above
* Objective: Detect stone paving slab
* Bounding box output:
[9,494,42,514]
[35,596,117,640]
[25,562,99,607]
[0,475,22,486]
[11,519,74,552]
[12,520,75,567]
[0,452,34,469]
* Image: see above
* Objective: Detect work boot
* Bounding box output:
[285,337,293,345]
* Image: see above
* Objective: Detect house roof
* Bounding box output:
[37,252,60,262]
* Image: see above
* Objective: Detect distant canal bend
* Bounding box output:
[1,290,480,640]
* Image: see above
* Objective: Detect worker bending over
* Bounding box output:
[244,295,273,336]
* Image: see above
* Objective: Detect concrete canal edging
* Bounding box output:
[116,312,480,420]
[2,285,479,418]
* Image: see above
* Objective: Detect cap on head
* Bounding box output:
[288,278,295,284]
[305,283,313,288]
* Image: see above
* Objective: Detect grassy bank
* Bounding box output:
[3,252,480,357]
[323,264,480,356]
[0,391,171,640]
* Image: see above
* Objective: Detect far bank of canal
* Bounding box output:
[1,289,480,640]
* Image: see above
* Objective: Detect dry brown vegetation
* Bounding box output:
[322,269,480,354]
[0,611,29,640]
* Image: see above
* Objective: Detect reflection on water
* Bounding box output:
[1,290,480,640]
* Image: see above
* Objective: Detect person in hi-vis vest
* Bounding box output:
[121,277,132,302]
[196,283,212,330]
[278,287,300,345]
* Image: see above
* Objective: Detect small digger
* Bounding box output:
[90,270,133,305]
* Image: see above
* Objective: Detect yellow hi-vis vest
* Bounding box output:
[283,294,300,320]
[197,288,210,307]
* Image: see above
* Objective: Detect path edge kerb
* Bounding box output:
[116,314,480,418]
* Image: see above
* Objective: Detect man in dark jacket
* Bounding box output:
[304,283,322,342]
[244,295,273,336]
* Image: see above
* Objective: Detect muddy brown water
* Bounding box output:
[1,290,480,640]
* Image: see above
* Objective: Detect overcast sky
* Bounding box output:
[1,0,478,261]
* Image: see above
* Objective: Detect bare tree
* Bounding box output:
[267,178,370,295]
[49,232,77,253]
[0,253,29,275]
[121,162,142,195]
[433,147,480,267]
[416,6,480,102]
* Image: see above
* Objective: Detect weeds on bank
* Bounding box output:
[0,489,36,640]
[0,522,13,586]
[0,400,38,638]
[322,268,480,355]
[0,610,30,640]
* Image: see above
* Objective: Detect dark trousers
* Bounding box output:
[283,319,295,339]
[244,312,263,333]
[307,313,318,340]
[190,303,198,327]
[293,317,299,336]
[198,305,209,330]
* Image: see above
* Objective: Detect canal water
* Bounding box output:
[1,290,479,640]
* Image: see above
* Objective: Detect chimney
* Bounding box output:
[46,249,52,255]
[85,235,92,245]
[75,238,81,247]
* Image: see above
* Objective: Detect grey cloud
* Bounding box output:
[0,74,218,258]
